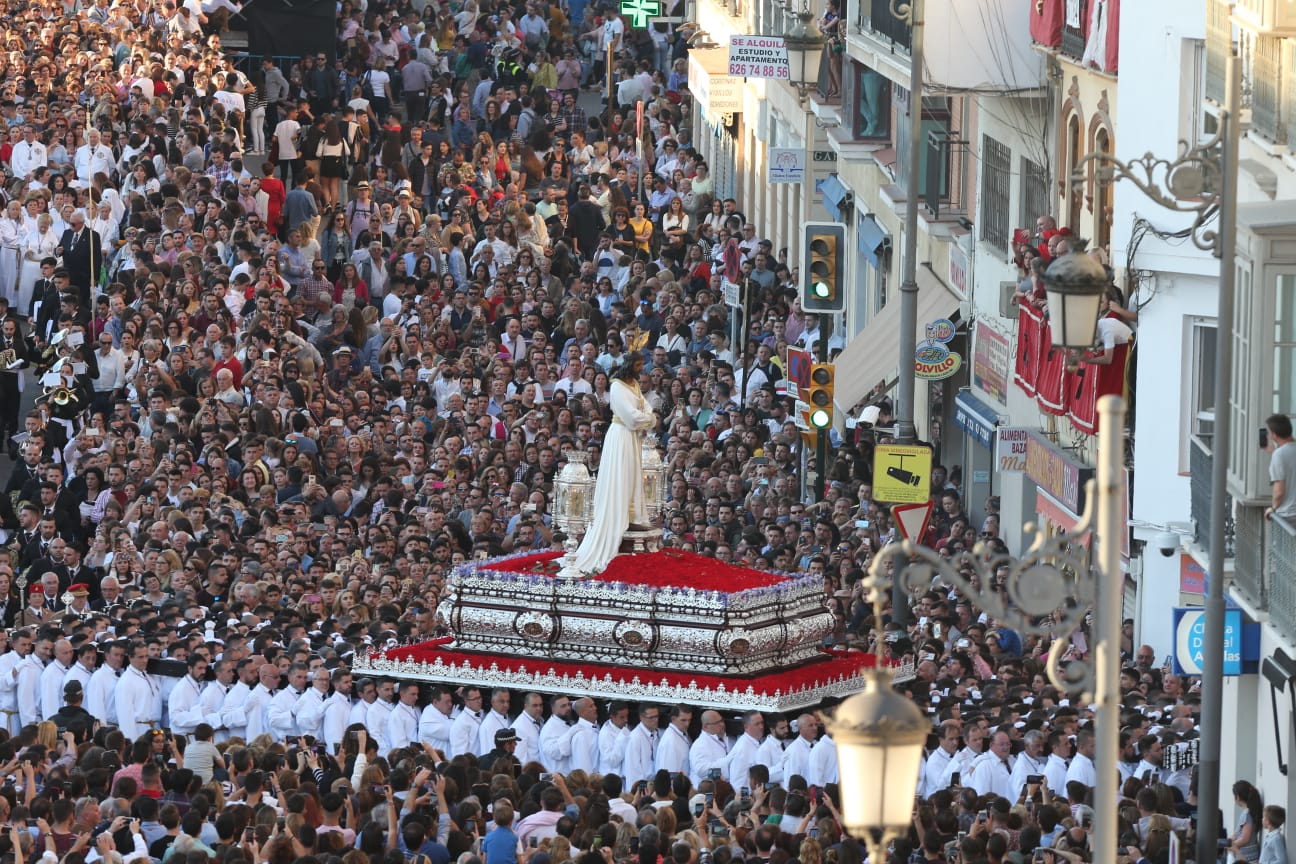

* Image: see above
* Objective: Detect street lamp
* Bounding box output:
[831,393,1126,864]
[1041,250,1109,349]
[783,6,825,104]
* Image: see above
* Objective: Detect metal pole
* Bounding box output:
[1197,50,1241,864]
[815,322,828,502]
[1094,394,1126,864]
[893,0,924,446]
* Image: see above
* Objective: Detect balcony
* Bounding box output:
[1251,35,1287,145]
[1191,435,1236,560]
[1269,515,1296,640]
[1235,504,1267,609]
[861,0,911,51]
[1045,0,1119,74]
[1232,0,1296,37]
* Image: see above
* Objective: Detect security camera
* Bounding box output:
[1155,530,1179,558]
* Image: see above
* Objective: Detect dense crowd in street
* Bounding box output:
[0,0,1273,864]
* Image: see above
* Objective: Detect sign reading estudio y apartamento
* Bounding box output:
[728,35,790,79]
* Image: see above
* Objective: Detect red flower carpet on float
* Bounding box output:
[502,548,788,591]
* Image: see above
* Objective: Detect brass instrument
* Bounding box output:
[0,349,15,368]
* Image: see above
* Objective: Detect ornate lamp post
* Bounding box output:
[783,6,825,105]
[831,395,1125,864]
[1042,251,1109,349]
[552,451,596,580]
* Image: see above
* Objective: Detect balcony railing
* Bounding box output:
[862,0,911,51]
[1269,514,1296,639]
[1206,0,1231,104]
[1061,0,1087,60]
[1251,34,1286,144]
[1235,504,1267,608]
[1191,435,1236,559]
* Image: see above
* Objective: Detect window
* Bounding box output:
[1273,273,1296,416]
[1019,157,1049,232]
[896,87,952,203]
[1180,317,1216,472]
[846,63,891,141]
[979,135,1011,251]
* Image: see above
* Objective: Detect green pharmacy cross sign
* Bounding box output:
[620,0,661,28]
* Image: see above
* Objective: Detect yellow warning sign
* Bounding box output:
[873,444,933,504]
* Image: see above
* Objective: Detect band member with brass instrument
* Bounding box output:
[0,315,30,457]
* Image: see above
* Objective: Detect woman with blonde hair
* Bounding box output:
[35,721,57,751]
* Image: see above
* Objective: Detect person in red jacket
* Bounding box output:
[260,162,286,237]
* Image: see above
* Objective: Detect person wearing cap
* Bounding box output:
[18,582,49,626]
[53,582,92,621]
[39,636,73,721]
[481,727,519,773]
[52,678,93,738]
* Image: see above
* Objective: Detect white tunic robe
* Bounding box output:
[572,378,656,572]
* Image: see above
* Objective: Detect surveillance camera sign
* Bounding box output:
[873,444,933,505]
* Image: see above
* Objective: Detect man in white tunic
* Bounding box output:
[116,641,163,741]
[0,631,32,736]
[419,686,455,755]
[198,660,237,742]
[367,680,397,753]
[689,710,730,785]
[476,688,513,756]
[350,678,379,729]
[385,682,423,755]
[220,658,262,741]
[568,697,601,773]
[621,705,660,788]
[969,730,1016,800]
[598,701,630,777]
[655,705,692,775]
[510,691,546,766]
[448,686,484,758]
[322,669,354,754]
[725,711,769,791]
[920,720,963,797]
[780,713,820,786]
[295,667,332,741]
[241,663,280,741]
[39,638,73,720]
[268,663,309,741]
[86,640,125,729]
[539,694,574,772]
[1065,728,1097,789]
[62,643,97,701]
[16,634,50,728]
[167,655,211,736]
[806,731,839,787]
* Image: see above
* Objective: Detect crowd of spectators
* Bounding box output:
[0,2,1275,864]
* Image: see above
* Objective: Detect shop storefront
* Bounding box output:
[689,48,742,203]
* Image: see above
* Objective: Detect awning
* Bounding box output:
[688,48,742,123]
[858,213,889,267]
[953,391,1000,450]
[818,174,850,221]
[834,264,963,414]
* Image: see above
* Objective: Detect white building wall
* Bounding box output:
[1111,0,1217,655]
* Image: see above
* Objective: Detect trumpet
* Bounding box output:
[0,349,15,368]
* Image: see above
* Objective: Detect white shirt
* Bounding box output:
[655,723,691,775]
[323,692,353,753]
[198,680,231,741]
[806,734,839,786]
[621,723,657,787]
[420,703,453,754]
[220,680,255,740]
[242,683,276,741]
[921,747,957,798]
[689,731,729,786]
[115,665,162,741]
[540,714,574,772]
[781,736,816,787]
[267,686,305,740]
[1009,751,1049,801]
[386,701,422,754]
[449,707,483,759]
[15,654,43,727]
[568,717,600,773]
[512,711,546,766]
[167,674,208,735]
[598,720,629,777]
[86,663,120,726]
[968,750,1016,799]
[10,139,47,179]
[368,699,396,752]
[1065,751,1097,789]
[295,687,330,740]
[1044,752,1070,792]
[477,709,511,756]
[75,143,115,182]
[39,659,69,721]
[725,732,765,790]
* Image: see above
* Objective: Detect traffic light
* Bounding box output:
[807,363,835,429]
[803,222,846,313]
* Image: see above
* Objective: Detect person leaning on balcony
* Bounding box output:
[1265,413,1296,521]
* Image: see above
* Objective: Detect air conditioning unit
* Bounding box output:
[999,281,1020,319]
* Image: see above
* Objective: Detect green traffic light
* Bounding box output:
[810,409,831,428]
[813,281,831,298]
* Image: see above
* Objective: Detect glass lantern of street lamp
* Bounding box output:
[784,8,824,101]
[1042,251,1109,349]
[827,666,929,847]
